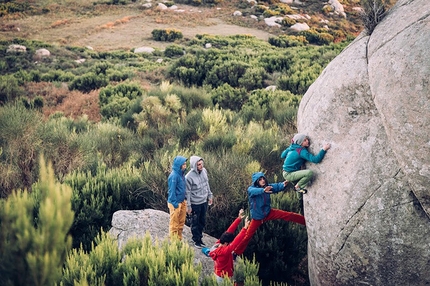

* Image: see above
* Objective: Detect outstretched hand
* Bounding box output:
[264,186,273,193]
[244,216,250,229]
[323,143,331,151]
[238,208,245,219]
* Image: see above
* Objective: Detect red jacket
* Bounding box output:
[209,218,247,278]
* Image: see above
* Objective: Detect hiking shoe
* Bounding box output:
[202,247,210,257]
[295,187,308,194]
[194,241,203,249]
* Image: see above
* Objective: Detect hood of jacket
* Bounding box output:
[172,156,187,174]
[189,155,203,173]
[251,171,266,187]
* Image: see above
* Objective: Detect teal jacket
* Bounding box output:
[248,172,285,220]
[168,156,187,208]
[281,144,327,172]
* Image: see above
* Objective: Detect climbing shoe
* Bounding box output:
[202,247,210,257]
[295,187,308,194]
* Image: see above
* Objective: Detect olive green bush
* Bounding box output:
[0,74,23,104]
[99,82,144,120]
[69,72,109,93]
[65,162,144,250]
[211,83,248,111]
[164,44,185,58]
[152,28,183,42]
[61,231,194,286]
[0,103,42,197]
[268,35,308,48]
[0,156,74,286]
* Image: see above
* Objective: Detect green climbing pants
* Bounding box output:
[283,169,313,189]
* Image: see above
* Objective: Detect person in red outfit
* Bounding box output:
[205,209,250,284]
[233,172,306,256]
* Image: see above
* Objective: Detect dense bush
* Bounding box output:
[0,104,42,197]
[164,44,185,58]
[211,83,248,111]
[65,162,144,250]
[0,157,74,285]
[99,82,144,120]
[69,72,109,93]
[152,28,183,42]
[299,29,335,45]
[269,35,308,48]
[0,74,23,104]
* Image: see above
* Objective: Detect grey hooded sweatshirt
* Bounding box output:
[185,156,213,208]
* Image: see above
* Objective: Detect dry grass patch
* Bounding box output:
[50,19,72,28]
[24,82,101,122]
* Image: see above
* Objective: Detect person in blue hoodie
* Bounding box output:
[167,155,188,240]
[281,133,331,194]
[233,172,306,255]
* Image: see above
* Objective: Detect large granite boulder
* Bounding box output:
[108,209,217,280]
[297,0,430,285]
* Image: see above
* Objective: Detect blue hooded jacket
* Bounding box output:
[281,143,327,172]
[248,172,286,220]
[168,156,187,208]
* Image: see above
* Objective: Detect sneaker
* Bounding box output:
[202,247,210,257]
[194,241,203,249]
[199,241,207,247]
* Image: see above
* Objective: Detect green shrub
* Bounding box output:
[40,70,75,82]
[152,28,183,42]
[69,72,109,93]
[0,156,74,285]
[238,67,267,91]
[61,232,200,286]
[211,83,248,111]
[281,16,296,27]
[205,60,250,88]
[299,29,334,45]
[0,103,42,197]
[0,74,23,104]
[269,35,308,48]
[65,162,144,250]
[165,44,185,58]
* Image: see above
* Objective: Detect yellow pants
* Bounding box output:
[167,201,187,240]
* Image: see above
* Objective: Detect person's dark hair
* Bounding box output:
[219,232,235,244]
[255,176,267,187]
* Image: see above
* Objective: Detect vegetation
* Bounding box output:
[0,0,386,284]
[360,0,397,34]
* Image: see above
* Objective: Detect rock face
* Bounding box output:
[108,209,217,280]
[297,0,430,285]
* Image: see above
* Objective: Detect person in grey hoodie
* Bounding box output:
[186,155,213,248]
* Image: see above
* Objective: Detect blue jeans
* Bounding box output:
[191,202,208,243]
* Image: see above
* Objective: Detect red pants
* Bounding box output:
[234,208,306,255]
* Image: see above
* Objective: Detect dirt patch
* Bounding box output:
[0,4,277,51]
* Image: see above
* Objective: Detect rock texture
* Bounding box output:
[298,0,430,285]
[108,209,217,280]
